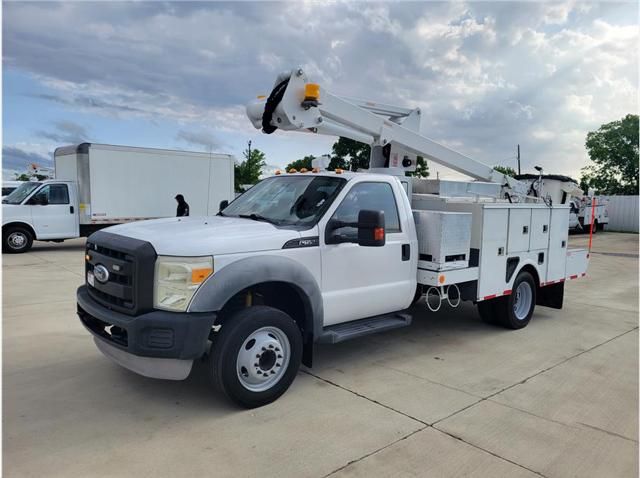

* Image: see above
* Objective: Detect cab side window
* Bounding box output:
[330,182,401,238]
[35,184,70,205]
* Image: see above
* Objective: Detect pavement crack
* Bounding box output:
[576,422,638,443]
[431,426,549,478]
[301,370,428,426]
[321,426,428,478]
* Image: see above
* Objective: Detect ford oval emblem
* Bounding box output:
[94,264,110,283]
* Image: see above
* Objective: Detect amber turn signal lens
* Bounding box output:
[191,268,213,284]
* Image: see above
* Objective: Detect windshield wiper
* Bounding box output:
[238,213,280,225]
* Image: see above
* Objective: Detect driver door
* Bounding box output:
[29,183,79,239]
[320,180,414,326]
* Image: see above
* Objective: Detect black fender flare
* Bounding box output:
[188,255,324,342]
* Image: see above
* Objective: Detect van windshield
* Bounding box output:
[222,175,346,227]
[3,182,41,205]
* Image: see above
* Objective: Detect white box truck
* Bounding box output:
[75,70,589,408]
[2,143,235,253]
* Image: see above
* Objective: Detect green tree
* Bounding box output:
[235,143,266,192]
[331,137,371,171]
[285,155,315,172]
[580,114,639,195]
[407,156,429,178]
[14,174,31,181]
[493,165,517,177]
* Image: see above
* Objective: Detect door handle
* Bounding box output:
[401,244,410,261]
[70,205,74,214]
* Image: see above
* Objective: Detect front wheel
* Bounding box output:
[210,306,302,408]
[3,226,33,253]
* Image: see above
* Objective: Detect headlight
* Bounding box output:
[154,256,213,312]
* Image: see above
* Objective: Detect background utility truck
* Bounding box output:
[514,173,609,232]
[3,143,235,253]
[76,69,589,408]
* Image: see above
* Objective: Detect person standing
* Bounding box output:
[175,194,190,217]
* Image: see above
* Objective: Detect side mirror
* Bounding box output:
[325,209,385,246]
[356,210,385,247]
[219,199,229,212]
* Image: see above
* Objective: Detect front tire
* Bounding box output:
[3,226,33,253]
[210,306,302,408]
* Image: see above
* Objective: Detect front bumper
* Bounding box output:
[77,286,216,378]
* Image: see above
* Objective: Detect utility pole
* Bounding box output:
[247,140,252,161]
[517,144,521,175]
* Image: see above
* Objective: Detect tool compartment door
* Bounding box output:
[507,208,532,254]
[529,208,551,250]
[478,208,508,299]
[546,207,569,282]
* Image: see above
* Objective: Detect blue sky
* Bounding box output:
[3,1,638,180]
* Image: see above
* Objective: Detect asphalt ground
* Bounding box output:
[3,232,638,477]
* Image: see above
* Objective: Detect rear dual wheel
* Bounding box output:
[478,271,536,330]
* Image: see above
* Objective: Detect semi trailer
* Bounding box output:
[76,69,589,408]
[2,144,235,253]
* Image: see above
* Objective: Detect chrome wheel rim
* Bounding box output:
[8,232,27,249]
[513,281,533,320]
[236,326,290,392]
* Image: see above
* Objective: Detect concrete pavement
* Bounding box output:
[3,233,638,477]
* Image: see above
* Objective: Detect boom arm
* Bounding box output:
[247,68,528,198]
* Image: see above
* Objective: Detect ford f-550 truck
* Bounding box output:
[77,69,589,408]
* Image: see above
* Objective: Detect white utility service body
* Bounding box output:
[75,69,589,408]
[2,143,235,253]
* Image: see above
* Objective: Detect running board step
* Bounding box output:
[317,313,412,344]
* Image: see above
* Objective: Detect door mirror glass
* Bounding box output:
[356,210,385,247]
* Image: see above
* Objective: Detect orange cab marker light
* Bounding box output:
[335,168,343,174]
[257,95,266,100]
[299,168,308,173]
[374,227,385,241]
[289,168,298,174]
[274,169,282,175]
[191,268,213,284]
[312,167,320,173]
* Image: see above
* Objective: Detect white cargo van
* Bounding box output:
[2,143,235,253]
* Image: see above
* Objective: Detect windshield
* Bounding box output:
[3,182,41,205]
[222,175,346,227]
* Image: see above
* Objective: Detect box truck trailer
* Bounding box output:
[2,143,235,253]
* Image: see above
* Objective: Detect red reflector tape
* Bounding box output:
[581,273,586,277]
[483,294,497,300]
[570,274,578,279]
[503,289,512,296]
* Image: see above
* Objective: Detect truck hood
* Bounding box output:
[104,216,302,256]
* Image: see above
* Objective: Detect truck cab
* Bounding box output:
[77,171,420,407]
[3,180,79,252]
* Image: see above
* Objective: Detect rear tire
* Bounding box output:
[494,271,537,329]
[3,226,33,253]
[210,306,302,408]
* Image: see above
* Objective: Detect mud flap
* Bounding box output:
[537,282,564,309]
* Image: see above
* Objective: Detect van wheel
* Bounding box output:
[210,306,302,408]
[3,226,33,253]
[495,271,537,329]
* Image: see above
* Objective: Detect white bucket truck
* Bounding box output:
[76,70,589,408]
[2,144,235,253]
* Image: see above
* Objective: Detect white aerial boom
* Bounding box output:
[247,68,531,200]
